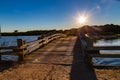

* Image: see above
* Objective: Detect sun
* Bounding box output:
[74,12,89,26]
[78,16,87,24]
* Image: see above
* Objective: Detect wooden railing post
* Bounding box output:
[84,53,93,65]
[85,37,93,49]
[17,39,26,62]
[84,36,94,65]
[0,47,1,61]
[44,37,48,44]
[38,37,44,47]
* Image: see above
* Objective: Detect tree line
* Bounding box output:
[1,30,63,36]
[83,24,120,36]
[1,24,120,36]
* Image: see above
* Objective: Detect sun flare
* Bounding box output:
[75,12,90,27]
[78,16,87,24]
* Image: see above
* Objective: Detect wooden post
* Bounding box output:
[84,53,93,65]
[44,37,48,45]
[38,37,41,40]
[0,47,1,61]
[84,50,99,65]
[86,37,93,49]
[17,39,25,62]
[38,37,44,47]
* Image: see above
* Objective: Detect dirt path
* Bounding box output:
[0,63,71,80]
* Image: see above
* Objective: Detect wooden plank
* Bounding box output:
[24,39,43,47]
[0,51,18,55]
[88,53,120,58]
[21,34,60,48]
[87,46,120,50]
[26,43,43,54]
[86,49,120,58]
[0,46,18,49]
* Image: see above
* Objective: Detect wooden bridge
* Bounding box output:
[0,33,120,80]
[0,33,120,63]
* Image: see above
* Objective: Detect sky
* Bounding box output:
[0,0,120,32]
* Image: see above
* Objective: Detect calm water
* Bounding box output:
[0,36,40,46]
[0,36,40,61]
[93,38,120,66]
[94,38,120,46]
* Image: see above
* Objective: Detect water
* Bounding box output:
[0,36,40,61]
[94,38,120,46]
[93,38,120,66]
[93,57,120,66]
[0,36,40,46]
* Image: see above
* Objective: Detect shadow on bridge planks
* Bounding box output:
[70,36,98,80]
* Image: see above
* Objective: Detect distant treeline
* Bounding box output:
[1,30,63,36]
[63,24,120,36]
[1,24,120,36]
[1,28,79,36]
[93,24,120,34]
[83,24,120,35]
[63,28,78,36]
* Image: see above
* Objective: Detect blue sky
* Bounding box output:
[0,0,120,32]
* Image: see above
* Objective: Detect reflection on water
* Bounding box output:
[93,38,120,66]
[0,36,40,61]
[93,58,120,66]
[0,36,40,46]
[94,38,120,46]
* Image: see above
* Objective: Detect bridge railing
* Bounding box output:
[0,34,62,62]
[80,34,120,64]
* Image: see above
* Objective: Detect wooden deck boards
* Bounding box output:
[25,36,77,64]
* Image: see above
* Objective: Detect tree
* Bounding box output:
[14,30,18,33]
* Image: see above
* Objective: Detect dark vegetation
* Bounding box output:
[1,29,78,36]
[84,24,120,35]
[64,24,120,36]
[63,28,78,36]
[1,30,63,36]
[1,24,120,36]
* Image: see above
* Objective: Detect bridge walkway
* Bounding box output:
[0,36,97,80]
[24,36,76,65]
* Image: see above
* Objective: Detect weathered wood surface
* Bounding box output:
[24,36,77,64]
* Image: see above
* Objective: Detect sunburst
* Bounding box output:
[78,16,87,24]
